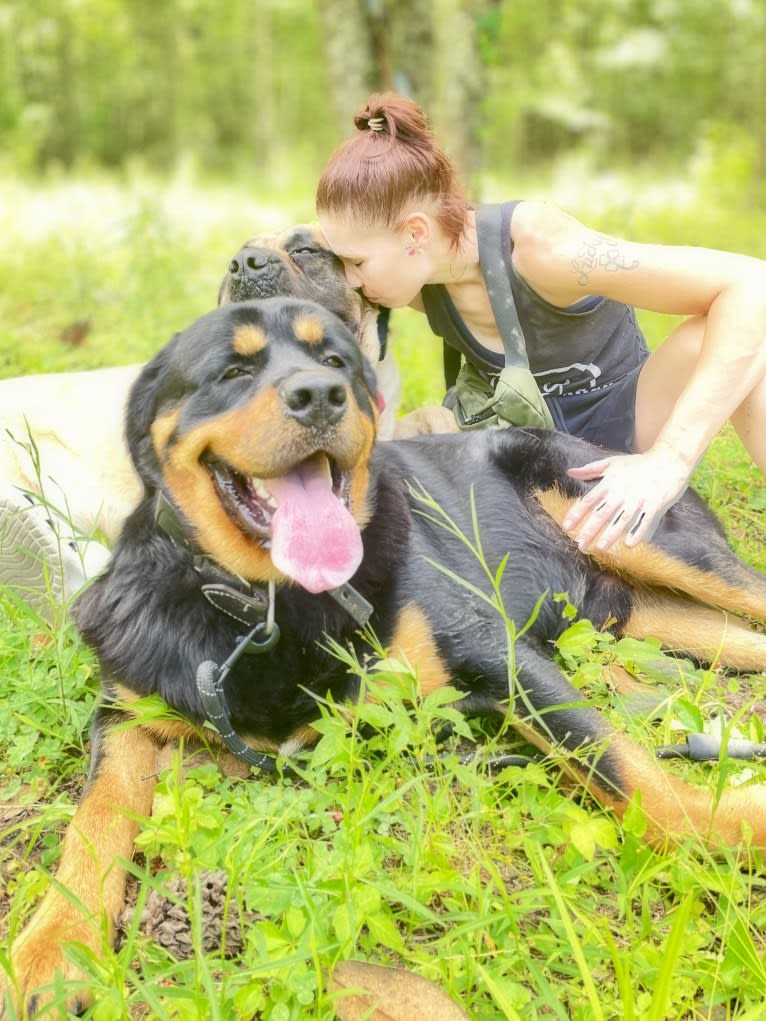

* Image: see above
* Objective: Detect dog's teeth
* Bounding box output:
[252,477,277,507]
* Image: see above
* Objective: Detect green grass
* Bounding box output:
[1,170,766,1019]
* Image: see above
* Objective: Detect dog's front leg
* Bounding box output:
[4,711,159,1017]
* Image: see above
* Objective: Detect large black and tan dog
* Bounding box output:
[6,298,766,1012]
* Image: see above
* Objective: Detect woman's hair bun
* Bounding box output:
[354,103,389,134]
[351,93,432,147]
[352,92,431,145]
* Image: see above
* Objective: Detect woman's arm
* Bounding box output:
[511,201,766,549]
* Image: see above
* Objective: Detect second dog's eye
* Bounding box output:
[290,245,322,258]
[221,366,251,381]
[322,354,345,369]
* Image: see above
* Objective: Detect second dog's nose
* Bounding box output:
[229,248,278,277]
[279,371,347,429]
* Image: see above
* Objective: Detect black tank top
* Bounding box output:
[421,201,648,398]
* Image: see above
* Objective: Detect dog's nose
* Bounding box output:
[279,371,347,428]
[228,248,279,279]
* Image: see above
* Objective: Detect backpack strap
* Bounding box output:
[438,200,524,389]
[442,340,461,389]
[475,202,529,370]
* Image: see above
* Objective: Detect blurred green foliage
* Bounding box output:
[0,0,337,189]
[1,0,765,203]
[483,0,766,173]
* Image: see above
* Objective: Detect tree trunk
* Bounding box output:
[428,0,488,183]
[50,9,76,167]
[755,0,766,200]
[315,0,376,132]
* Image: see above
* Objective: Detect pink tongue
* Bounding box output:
[268,458,362,593]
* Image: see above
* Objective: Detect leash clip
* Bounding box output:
[241,620,281,654]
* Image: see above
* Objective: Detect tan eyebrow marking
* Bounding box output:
[293,315,324,344]
[232,324,268,356]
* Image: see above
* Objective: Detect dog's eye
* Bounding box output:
[290,246,322,258]
[221,366,251,381]
[322,354,345,369]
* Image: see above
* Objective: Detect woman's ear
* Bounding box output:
[403,211,430,248]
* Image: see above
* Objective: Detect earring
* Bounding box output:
[405,237,423,256]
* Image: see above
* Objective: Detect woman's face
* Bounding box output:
[319,215,431,309]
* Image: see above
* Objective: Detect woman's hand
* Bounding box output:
[561,448,693,551]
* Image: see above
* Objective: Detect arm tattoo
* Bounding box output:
[571,234,639,287]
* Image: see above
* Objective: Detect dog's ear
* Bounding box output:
[125,334,183,488]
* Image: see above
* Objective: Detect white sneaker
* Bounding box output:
[0,486,111,622]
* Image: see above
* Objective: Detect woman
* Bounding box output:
[316,92,766,552]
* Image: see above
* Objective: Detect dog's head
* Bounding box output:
[128,299,380,593]
[218,225,383,367]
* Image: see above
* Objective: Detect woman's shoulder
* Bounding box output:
[508,200,599,305]
[509,199,584,251]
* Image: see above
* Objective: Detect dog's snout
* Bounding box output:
[279,371,347,428]
[229,248,279,279]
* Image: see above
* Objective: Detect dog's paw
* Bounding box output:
[329,960,469,1020]
[4,917,97,1019]
[393,405,459,439]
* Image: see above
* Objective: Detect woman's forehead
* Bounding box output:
[318,216,390,258]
